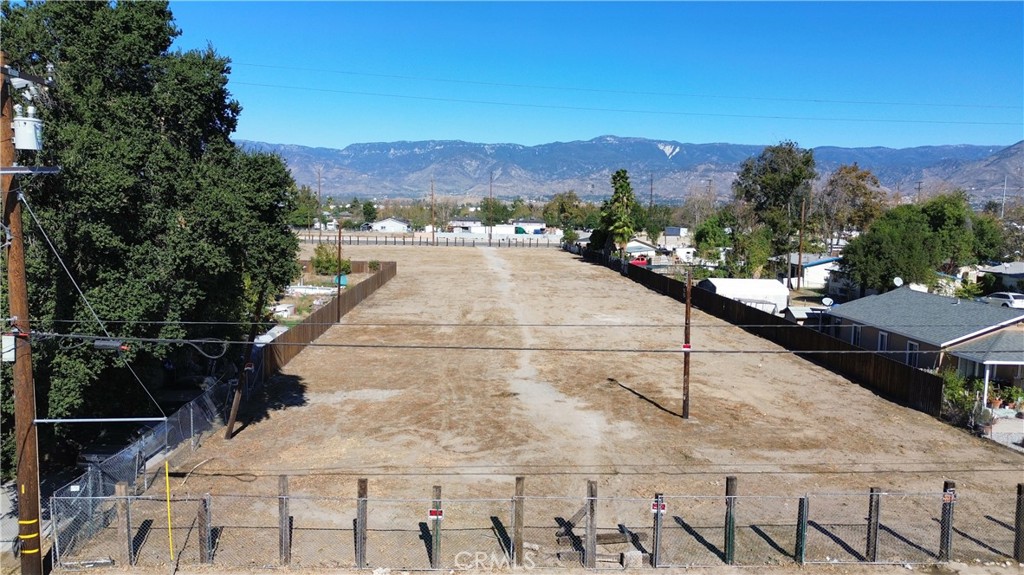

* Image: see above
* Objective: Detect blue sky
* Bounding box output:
[168,1,1023,150]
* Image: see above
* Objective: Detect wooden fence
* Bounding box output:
[262,261,397,375]
[299,233,560,249]
[584,252,943,416]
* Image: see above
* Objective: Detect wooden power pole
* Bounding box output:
[683,268,692,419]
[2,50,44,575]
[430,178,436,245]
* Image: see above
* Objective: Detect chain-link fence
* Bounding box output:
[50,484,1024,570]
[47,381,228,566]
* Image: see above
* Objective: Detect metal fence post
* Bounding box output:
[1015,483,1024,563]
[279,475,291,565]
[795,496,808,564]
[866,487,881,562]
[651,493,664,567]
[513,477,524,567]
[939,481,956,561]
[431,485,442,569]
[724,476,737,565]
[356,478,367,568]
[585,480,597,568]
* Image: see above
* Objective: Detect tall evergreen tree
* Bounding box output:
[600,169,639,256]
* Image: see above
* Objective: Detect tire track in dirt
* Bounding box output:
[480,248,610,469]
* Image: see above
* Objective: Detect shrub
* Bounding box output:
[311,244,351,275]
[368,260,381,272]
[940,370,982,427]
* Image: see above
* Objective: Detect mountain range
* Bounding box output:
[237,136,1024,206]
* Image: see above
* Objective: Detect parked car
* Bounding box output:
[980,292,1024,309]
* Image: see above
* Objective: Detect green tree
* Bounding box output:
[599,169,639,256]
[819,163,886,243]
[509,196,533,221]
[732,141,817,257]
[0,0,298,474]
[840,205,940,294]
[645,204,673,244]
[362,201,378,223]
[693,212,731,259]
[479,197,511,226]
[288,184,321,228]
[920,191,976,272]
[971,212,1005,262]
[542,191,583,228]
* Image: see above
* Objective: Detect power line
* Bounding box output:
[231,81,1021,128]
[28,331,1020,356]
[20,194,166,417]
[233,62,1023,111]
[36,318,1024,331]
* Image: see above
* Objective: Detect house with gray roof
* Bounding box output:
[944,325,1024,407]
[979,261,1024,292]
[822,287,1024,373]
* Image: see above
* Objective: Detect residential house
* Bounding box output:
[944,325,1024,407]
[624,239,658,260]
[822,287,1024,373]
[978,261,1024,292]
[371,217,411,233]
[449,216,484,234]
[696,278,790,315]
[777,253,841,290]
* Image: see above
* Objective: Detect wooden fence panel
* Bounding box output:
[614,260,943,416]
[263,262,396,377]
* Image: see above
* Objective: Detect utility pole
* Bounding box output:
[649,173,654,212]
[316,165,323,243]
[488,170,493,245]
[915,180,924,204]
[1001,175,1007,219]
[797,198,806,290]
[430,178,436,245]
[336,220,343,321]
[2,51,44,575]
[682,268,692,419]
[648,174,655,244]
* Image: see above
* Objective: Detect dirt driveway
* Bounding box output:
[173,245,1021,502]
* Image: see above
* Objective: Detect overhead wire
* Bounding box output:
[231,81,1020,128]
[37,317,1024,331]
[19,192,167,418]
[27,330,1021,357]
[234,62,1023,111]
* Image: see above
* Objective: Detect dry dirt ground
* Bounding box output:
[179,246,1021,497]
[148,245,1022,574]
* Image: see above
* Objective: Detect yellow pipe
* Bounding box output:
[165,461,175,561]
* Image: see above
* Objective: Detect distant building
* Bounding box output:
[371,217,411,233]
[696,278,790,315]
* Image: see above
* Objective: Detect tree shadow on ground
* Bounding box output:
[226,374,308,438]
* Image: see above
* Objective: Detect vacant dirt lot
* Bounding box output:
[173,245,1021,502]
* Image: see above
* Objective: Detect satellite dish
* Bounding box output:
[822,297,834,307]
[893,277,904,287]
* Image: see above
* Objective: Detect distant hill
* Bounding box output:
[237,136,1023,205]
